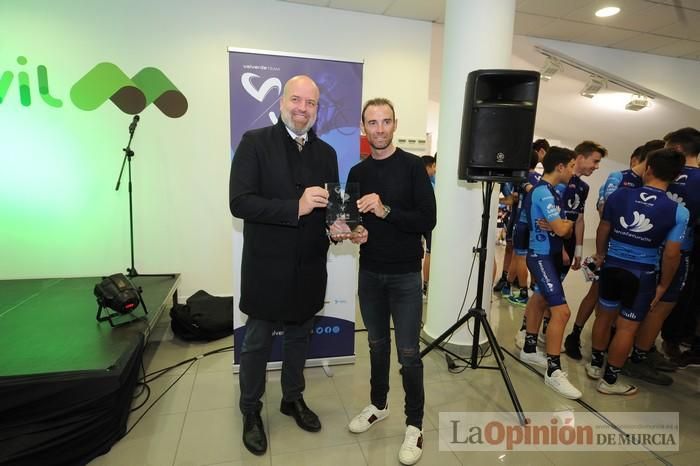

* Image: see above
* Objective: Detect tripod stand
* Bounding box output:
[420,180,526,426]
[115,115,175,279]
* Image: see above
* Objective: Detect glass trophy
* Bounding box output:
[325,182,360,236]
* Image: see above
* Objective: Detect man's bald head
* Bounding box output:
[280,75,320,135]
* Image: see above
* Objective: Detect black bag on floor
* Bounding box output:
[170,290,233,341]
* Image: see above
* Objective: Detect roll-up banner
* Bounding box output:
[228,48,363,371]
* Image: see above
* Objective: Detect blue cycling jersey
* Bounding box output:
[560,175,589,221]
[500,182,514,197]
[526,180,566,255]
[603,186,689,265]
[517,171,542,222]
[597,169,642,210]
[667,165,700,251]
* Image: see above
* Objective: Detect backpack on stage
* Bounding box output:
[170,290,233,341]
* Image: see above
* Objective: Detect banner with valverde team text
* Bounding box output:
[228,47,363,370]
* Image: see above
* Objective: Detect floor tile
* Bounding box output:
[188,370,239,412]
[89,413,186,466]
[270,443,366,466]
[359,429,460,466]
[174,407,270,466]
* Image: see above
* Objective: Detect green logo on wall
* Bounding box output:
[0,57,188,118]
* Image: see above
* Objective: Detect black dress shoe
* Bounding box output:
[280,398,321,432]
[242,410,267,455]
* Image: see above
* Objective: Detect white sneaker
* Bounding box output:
[514,329,525,349]
[597,379,638,396]
[519,349,547,368]
[538,332,546,347]
[585,362,603,380]
[398,425,423,465]
[545,369,582,399]
[348,404,389,433]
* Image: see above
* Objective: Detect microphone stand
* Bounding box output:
[115,115,175,280]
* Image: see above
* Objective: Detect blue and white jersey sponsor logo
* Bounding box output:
[638,192,657,203]
[567,193,581,211]
[667,191,685,207]
[620,211,654,233]
[545,202,560,217]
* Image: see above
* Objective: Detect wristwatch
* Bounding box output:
[382,204,391,219]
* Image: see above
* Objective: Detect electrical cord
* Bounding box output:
[432,182,504,371]
[125,344,234,435]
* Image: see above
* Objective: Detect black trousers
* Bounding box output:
[662,242,700,343]
[238,315,314,414]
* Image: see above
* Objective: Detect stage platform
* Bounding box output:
[0,274,180,465]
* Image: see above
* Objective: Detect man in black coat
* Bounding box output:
[229,75,339,455]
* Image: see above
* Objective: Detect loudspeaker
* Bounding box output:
[458,70,540,182]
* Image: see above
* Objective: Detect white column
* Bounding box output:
[424,0,516,346]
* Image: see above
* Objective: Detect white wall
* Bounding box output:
[0,0,432,296]
[532,38,700,111]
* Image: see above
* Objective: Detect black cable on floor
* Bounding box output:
[126,358,197,436]
[144,345,233,382]
[125,344,235,435]
[500,346,674,466]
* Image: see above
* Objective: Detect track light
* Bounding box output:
[580,76,607,98]
[540,57,561,81]
[625,95,650,111]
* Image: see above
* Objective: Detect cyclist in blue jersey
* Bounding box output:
[519,147,582,399]
[498,140,549,298]
[626,128,700,382]
[564,142,662,360]
[629,145,643,169]
[534,142,605,349]
[494,183,516,294]
[532,138,550,162]
[561,141,606,273]
[587,148,688,395]
[511,152,545,349]
[508,150,543,309]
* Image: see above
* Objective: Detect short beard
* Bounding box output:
[281,111,316,136]
[369,139,392,151]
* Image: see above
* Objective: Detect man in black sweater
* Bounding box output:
[345,98,436,466]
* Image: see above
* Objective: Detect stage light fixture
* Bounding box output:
[94,273,148,327]
[540,57,561,81]
[625,95,650,111]
[580,76,607,98]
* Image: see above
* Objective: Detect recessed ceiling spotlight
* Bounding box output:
[596,6,621,17]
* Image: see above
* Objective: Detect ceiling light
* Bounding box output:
[596,6,621,17]
[580,76,607,98]
[540,57,561,81]
[625,95,650,111]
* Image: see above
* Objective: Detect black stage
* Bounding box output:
[0,275,180,466]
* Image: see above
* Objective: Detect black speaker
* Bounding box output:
[458,69,540,182]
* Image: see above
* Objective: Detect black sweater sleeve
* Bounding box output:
[385,157,436,233]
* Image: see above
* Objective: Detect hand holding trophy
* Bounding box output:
[325,182,365,242]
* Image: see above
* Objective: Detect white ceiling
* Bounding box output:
[281,0,700,61]
[281,0,700,168]
[511,36,700,159]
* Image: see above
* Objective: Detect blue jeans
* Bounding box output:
[238,316,314,414]
[358,269,424,429]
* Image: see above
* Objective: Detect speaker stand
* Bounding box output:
[420,180,527,426]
